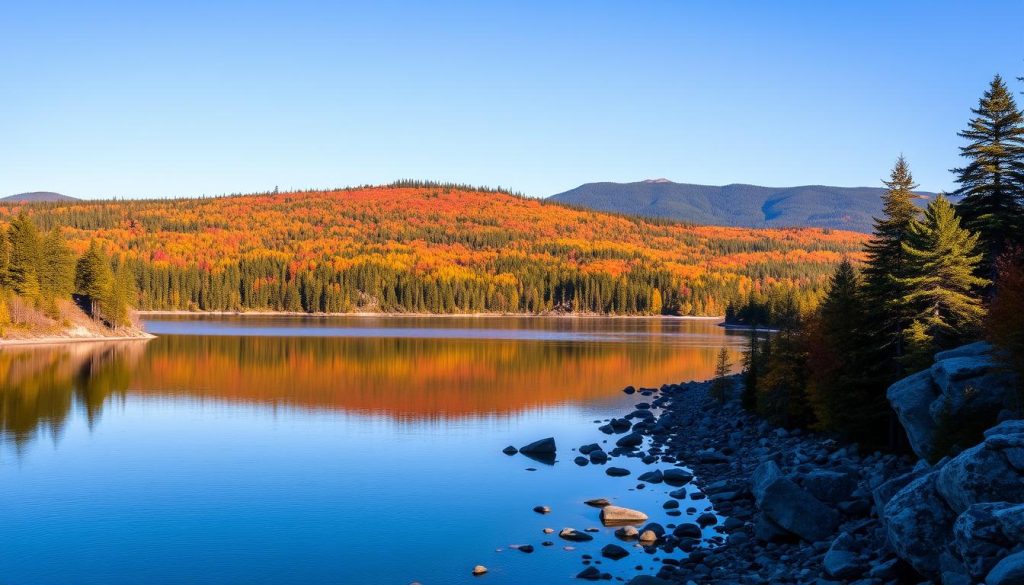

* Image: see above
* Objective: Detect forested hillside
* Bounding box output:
[0,182,866,317]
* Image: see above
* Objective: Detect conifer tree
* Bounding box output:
[103,260,135,327]
[0,226,9,289]
[75,241,114,318]
[6,214,42,299]
[806,260,885,440]
[953,75,1024,270]
[710,347,733,403]
[862,156,920,361]
[896,196,989,365]
[40,228,76,299]
[741,327,759,411]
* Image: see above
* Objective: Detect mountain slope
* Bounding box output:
[1,183,867,316]
[2,192,79,203]
[549,180,934,232]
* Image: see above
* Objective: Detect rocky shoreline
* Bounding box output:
[539,341,1023,585]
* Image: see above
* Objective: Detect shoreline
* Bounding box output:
[137,310,725,321]
[555,377,913,584]
[0,332,156,347]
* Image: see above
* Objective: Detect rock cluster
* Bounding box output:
[887,341,1017,460]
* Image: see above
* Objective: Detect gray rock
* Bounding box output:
[887,369,939,460]
[883,470,956,580]
[637,469,663,483]
[823,532,861,579]
[758,475,839,542]
[589,449,609,464]
[986,551,1024,585]
[873,468,927,513]
[985,419,1024,439]
[606,467,631,477]
[751,460,783,506]
[953,503,1019,580]
[601,543,630,560]
[502,445,518,455]
[802,470,857,504]
[937,439,1024,515]
[935,341,992,361]
[616,432,644,449]
[520,437,556,454]
[662,468,694,486]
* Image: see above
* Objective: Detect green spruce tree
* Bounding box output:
[75,240,114,319]
[40,228,76,299]
[862,156,921,364]
[952,75,1024,271]
[896,196,989,366]
[6,214,42,299]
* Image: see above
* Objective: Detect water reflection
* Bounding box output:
[2,317,744,453]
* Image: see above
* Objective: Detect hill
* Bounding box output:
[548,180,934,232]
[0,183,868,316]
[2,192,79,203]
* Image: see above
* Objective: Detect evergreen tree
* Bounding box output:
[896,196,989,363]
[709,347,733,403]
[862,156,920,362]
[40,228,76,298]
[952,75,1024,271]
[6,214,42,298]
[0,226,9,289]
[806,260,885,440]
[103,260,135,327]
[75,241,114,318]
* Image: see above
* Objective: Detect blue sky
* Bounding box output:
[2,0,1022,199]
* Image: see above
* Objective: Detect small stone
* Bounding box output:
[533,505,551,514]
[601,544,630,560]
[606,467,631,477]
[502,446,517,455]
[472,565,487,576]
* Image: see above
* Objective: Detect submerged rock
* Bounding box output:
[559,528,594,542]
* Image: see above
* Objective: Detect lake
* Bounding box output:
[0,315,747,584]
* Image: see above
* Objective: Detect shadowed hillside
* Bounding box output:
[549,180,934,232]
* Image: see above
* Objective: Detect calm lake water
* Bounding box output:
[0,316,746,585]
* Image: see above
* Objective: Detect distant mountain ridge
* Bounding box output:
[549,181,935,232]
[2,191,79,203]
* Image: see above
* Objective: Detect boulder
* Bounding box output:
[606,467,631,477]
[578,443,601,454]
[882,470,956,580]
[615,525,639,539]
[936,437,1024,515]
[662,468,694,486]
[616,432,644,448]
[758,475,839,542]
[576,566,602,580]
[823,532,861,579]
[873,468,928,513]
[986,551,1024,585]
[637,469,663,483]
[935,341,992,361]
[520,437,556,454]
[751,460,784,506]
[801,470,857,504]
[600,505,649,525]
[589,450,609,464]
[601,543,630,560]
[953,503,1020,580]
[887,369,939,460]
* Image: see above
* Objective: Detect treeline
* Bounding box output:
[739,75,1024,455]
[1,182,864,318]
[0,214,134,329]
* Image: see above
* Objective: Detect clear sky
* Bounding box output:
[2,0,1022,199]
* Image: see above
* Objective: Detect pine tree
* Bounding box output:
[75,241,114,318]
[103,260,135,327]
[806,260,886,440]
[6,214,43,298]
[40,228,76,298]
[709,347,733,403]
[896,196,989,360]
[862,156,920,362]
[952,75,1024,271]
